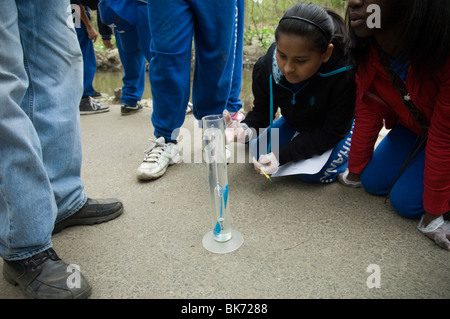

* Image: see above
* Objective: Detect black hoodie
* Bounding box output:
[242,42,356,165]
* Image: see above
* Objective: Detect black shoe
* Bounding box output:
[91,91,102,98]
[53,198,123,234]
[79,96,109,115]
[121,101,143,115]
[3,248,92,299]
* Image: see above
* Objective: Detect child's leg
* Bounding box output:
[135,3,152,63]
[297,127,352,183]
[148,0,194,142]
[75,12,97,98]
[191,0,238,119]
[249,116,296,160]
[250,117,352,183]
[114,29,146,106]
[388,149,425,219]
[225,0,244,114]
[361,124,425,218]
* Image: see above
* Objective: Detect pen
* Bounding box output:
[253,157,272,182]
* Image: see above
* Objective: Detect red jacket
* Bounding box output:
[349,45,450,216]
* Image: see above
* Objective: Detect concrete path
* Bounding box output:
[1,102,448,299]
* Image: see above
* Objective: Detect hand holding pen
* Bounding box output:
[253,153,279,181]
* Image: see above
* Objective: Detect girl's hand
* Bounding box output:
[255,152,279,175]
[86,27,98,42]
[338,168,362,188]
[418,214,450,251]
[223,110,252,144]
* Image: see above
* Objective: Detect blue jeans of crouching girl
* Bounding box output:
[249,116,353,183]
[0,0,87,260]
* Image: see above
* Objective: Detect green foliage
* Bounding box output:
[244,0,347,49]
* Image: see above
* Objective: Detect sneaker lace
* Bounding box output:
[89,97,101,110]
[143,139,168,163]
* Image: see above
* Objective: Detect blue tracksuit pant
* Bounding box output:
[148,0,244,142]
[98,0,151,106]
[228,0,244,113]
[75,7,97,98]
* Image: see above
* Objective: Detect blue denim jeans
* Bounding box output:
[0,0,87,260]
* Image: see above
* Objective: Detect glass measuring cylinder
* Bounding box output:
[202,115,232,242]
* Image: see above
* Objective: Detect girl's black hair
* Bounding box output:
[346,0,450,76]
[275,2,347,53]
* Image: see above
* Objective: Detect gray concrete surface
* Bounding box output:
[1,102,449,299]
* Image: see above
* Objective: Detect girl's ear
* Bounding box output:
[322,43,334,63]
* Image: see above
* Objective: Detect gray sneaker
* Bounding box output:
[136,137,182,180]
[121,101,143,115]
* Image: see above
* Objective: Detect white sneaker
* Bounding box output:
[136,137,182,180]
[185,101,193,114]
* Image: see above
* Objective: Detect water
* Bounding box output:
[93,71,152,99]
[203,127,232,242]
[93,69,254,112]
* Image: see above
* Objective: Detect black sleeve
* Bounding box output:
[80,0,99,10]
[241,45,279,133]
[277,70,356,165]
[97,10,113,40]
